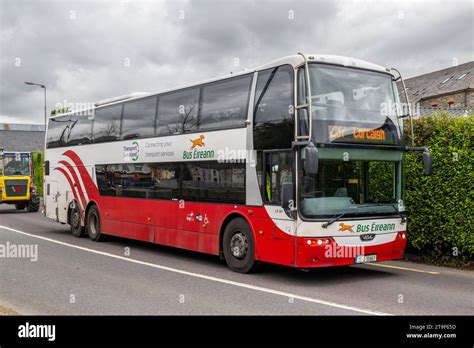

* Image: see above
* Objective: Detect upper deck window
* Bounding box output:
[253,65,294,149]
[121,96,157,140]
[156,88,200,136]
[46,115,69,148]
[93,104,123,143]
[305,64,401,146]
[308,64,398,123]
[46,113,93,148]
[68,113,93,145]
[199,74,252,131]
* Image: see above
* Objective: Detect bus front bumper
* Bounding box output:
[295,232,407,268]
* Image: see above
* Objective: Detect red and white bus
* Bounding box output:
[44,54,431,273]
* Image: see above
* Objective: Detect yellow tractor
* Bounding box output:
[0,148,40,212]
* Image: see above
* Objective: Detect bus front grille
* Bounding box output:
[4,179,28,197]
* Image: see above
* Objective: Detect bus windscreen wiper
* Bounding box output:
[358,203,406,219]
[322,213,345,228]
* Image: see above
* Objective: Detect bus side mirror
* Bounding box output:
[422,149,432,176]
[407,146,432,176]
[304,142,319,175]
[280,182,294,210]
[37,153,42,162]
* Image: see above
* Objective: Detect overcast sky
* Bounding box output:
[1,0,473,124]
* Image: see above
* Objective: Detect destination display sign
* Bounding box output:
[313,120,402,146]
[328,126,387,142]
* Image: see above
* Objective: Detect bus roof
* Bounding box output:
[257,54,391,74]
[49,53,392,120]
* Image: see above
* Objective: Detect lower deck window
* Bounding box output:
[95,161,245,204]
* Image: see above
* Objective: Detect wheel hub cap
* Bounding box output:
[230,232,248,259]
[71,211,80,227]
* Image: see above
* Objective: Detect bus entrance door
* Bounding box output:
[45,181,58,221]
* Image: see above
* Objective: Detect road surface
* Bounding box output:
[1,205,472,315]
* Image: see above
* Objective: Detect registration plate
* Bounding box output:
[355,254,377,264]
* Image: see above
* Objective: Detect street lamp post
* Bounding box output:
[25,82,47,128]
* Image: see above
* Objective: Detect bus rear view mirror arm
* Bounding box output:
[406,146,432,176]
[304,142,319,175]
[280,182,294,210]
[280,182,296,219]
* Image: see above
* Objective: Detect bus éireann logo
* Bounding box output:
[339,223,355,233]
[190,135,205,149]
[183,134,214,160]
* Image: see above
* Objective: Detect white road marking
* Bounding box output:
[365,262,440,275]
[0,225,391,316]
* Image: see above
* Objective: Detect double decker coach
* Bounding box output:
[44,54,431,273]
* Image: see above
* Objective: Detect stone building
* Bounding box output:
[398,61,473,115]
[0,123,45,152]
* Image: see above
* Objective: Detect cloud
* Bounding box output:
[0,0,472,124]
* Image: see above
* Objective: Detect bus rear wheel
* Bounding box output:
[15,203,26,210]
[223,218,258,274]
[69,203,85,237]
[86,205,104,242]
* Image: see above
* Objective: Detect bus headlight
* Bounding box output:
[307,238,332,247]
[398,232,407,239]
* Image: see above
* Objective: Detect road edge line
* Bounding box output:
[0,225,391,316]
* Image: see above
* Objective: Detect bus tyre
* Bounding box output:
[69,204,85,237]
[15,204,26,210]
[223,218,258,274]
[27,198,40,212]
[86,205,104,242]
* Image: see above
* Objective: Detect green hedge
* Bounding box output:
[404,112,474,262]
[32,152,43,195]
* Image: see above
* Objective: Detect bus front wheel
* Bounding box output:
[223,218,258,274]
[86,205,104,242]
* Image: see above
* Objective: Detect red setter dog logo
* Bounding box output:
[190,135,205,150]
[339,223,355,233]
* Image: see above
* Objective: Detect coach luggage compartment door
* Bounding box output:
[45,181,58,221]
